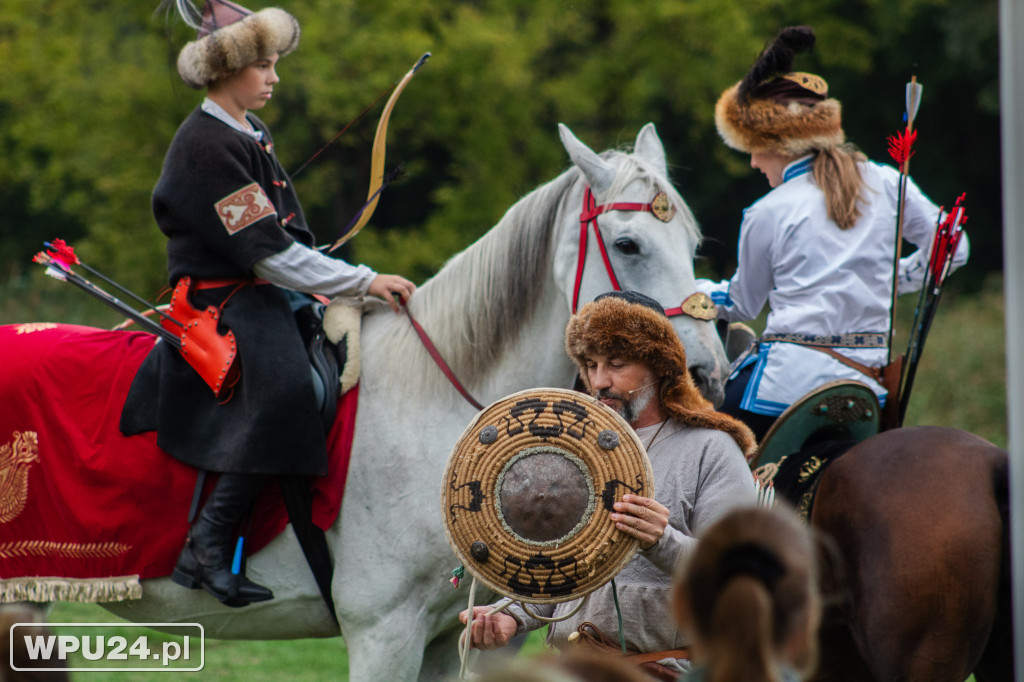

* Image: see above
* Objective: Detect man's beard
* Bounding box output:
[595,382,657,425]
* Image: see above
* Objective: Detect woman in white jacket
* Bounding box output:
[699,25,968,440]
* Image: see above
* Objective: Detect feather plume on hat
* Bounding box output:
[715,26,844,156]
[565,294,756,457]
[166,0,300,89]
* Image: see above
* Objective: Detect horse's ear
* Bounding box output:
[559,123,616,196]
[633,123,668,178]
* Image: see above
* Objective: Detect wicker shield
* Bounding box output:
[442,387,653,604]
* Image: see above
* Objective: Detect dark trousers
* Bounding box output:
[720,363,777,442]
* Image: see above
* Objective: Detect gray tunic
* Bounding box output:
[503,420,756,670]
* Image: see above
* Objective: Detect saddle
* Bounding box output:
[295,296,363,431]
[188,296,363,621]
[752,380,880,517]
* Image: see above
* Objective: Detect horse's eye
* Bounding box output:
[614,237,640,255]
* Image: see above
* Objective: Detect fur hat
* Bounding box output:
[715,26,844,156]
[565,293,755,457]
[175,0,300,89]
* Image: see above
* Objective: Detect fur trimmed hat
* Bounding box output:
[565,292,755,457]
[715,26,844,156]
[175,0,300,89]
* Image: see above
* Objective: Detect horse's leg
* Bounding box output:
[418,627,466,682]
[1,603,69,680]
[811,616,876,681]
[339,604,432,681]
[811,427,1005,682]
[973,454,1014,682]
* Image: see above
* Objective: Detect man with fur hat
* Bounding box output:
[699,26,969,439]
[460,291,756,678]
[120,0,414,607]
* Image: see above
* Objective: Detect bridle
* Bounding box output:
[571,186,718,320]
[405,184,720,413]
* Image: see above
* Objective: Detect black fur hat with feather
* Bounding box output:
[715,26,844,156]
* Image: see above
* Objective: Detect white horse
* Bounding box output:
[92,122,725,679]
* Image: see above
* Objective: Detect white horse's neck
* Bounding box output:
[363,170,583,407]
[360,143,718,410]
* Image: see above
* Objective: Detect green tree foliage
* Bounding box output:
[0,0,1000,301]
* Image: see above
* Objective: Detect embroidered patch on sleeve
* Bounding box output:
[215,182,277,235]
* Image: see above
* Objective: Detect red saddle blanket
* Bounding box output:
[0,323,356,599]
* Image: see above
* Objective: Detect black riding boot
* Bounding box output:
[171,473,274,607]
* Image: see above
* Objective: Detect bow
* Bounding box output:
[327,52,431,253]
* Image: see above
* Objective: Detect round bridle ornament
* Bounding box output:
[679,292,717,320]
[650,191,675,222]
[442,387,654,604]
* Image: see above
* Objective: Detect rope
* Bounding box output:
[455,575,593,680]
[517,595,589,623]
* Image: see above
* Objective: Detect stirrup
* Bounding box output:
[752,380,880,470]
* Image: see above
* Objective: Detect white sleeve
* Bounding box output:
[896,176,970,295]
[253,242,377,298]
[702,206,775,322]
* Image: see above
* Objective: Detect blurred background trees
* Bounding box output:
[0,0,1000,292]
[0,0,1006,442]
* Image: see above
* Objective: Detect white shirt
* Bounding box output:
[699,157,969,414]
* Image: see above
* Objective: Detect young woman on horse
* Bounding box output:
[698,25,969,440]
[673,504,823,682]
[120,0,414,607]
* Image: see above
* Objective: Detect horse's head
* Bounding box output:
[555,122,729,406]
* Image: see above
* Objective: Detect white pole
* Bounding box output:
[1000,0,1024,677]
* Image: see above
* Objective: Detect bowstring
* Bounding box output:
[289,83,396,180]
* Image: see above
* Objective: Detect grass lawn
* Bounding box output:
[39,601,549,681]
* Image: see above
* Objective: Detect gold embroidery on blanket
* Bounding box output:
[14,323,58,334]
[798,456,823,483]
[0,541,131,560]
[0,431,40,523]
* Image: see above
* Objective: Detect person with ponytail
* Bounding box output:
[673,504,822,682]
[699,25,969,440]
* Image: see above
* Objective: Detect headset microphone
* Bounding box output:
[626,380,659,395]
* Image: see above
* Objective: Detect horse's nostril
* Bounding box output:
[689,366,725,408]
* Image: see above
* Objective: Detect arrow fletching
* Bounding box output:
[906,78,923,128]
[886,127,918,172]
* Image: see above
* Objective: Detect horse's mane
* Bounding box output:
[373,148,701,397]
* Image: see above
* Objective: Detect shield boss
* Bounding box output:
[498,450,590,542]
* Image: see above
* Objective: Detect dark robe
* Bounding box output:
[121,107,327,476]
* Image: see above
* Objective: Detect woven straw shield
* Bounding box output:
[442,387,653,604]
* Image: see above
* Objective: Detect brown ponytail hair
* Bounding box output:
[812,143,867,229]
[674,505,821,682]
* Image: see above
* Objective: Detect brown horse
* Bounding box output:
[808,426,1012,681]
